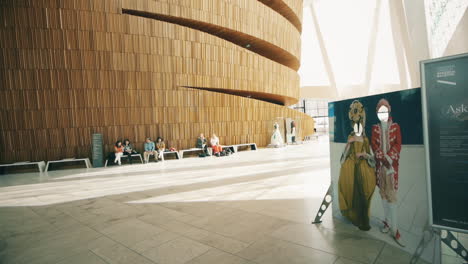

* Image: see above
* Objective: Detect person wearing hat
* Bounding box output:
[338,100,376,231]
[371,98,404,247]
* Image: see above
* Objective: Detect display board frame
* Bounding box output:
[420,52,468,234]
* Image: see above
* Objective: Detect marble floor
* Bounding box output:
[0,137,432,264]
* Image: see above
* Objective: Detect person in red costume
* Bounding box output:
[371,98,405,247]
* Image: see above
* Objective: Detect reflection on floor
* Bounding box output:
[0,137,430,264]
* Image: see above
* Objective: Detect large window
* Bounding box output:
[299,0,410,98]
[290,99,329,132]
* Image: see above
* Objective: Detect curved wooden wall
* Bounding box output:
[121,8,300,71]
[258,0,302,32]
[0,0,314,163]
[121,0,302,60]
[278,0,304,22]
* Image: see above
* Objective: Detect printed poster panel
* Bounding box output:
[328,88,437,261]
[421,53,468,232]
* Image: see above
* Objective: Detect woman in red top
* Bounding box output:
[114,140,124,165]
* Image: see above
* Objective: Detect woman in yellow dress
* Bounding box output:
[339,100,376,231]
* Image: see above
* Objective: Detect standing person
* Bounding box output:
[291,121,297,143]
[114,140,124,165]
[371,98,404,247]
[123,139,137,164]
[210,133,222,156]
[338,100,376,231]
[156,137,165,161]
[143,138,157,163]
[196,133,210,156]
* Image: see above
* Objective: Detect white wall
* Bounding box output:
[402,0,431,87]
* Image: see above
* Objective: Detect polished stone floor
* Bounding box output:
[0,137,434,264]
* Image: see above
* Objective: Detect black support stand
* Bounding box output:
[311,184,333,224]
[410,226,467,264]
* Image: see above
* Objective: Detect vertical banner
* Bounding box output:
[421,53,468,233]
[92,133,104,167]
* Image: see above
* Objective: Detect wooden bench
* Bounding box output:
[233,143,257,152]
[179,148,212,158]
[105,154,143,167]
[162,151,180,159]
[45,158,92,172]
[0,161,46,173]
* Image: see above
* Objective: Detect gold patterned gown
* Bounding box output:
[338,135,376,230]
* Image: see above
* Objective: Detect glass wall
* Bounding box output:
[290,99,329,133]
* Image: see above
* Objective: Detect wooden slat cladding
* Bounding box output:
[278,0,304,24]
[0,1,314,163]
[121,0,302,59]
[258,0,302,32]
[122,8,300,71]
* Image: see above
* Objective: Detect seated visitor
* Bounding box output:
[156,137,165,161]
[210,133,222,156]
[123,139,137,164]
[143,137,157,163]
[114,140,124,165]
[196,133,210,156]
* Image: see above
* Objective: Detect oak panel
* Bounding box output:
[0,0,314,163]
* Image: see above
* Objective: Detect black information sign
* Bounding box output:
[421,53,468,233]
[92,133,104,168]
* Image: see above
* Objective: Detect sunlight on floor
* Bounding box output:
[0,140,330,207]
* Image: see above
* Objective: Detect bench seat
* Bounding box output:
[0,161,46,173]
[105,154,143,167]
[45,158,92,172]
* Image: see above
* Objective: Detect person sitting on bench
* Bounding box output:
[196,133,210,156]
[114,140,124,165]
[123,139,137,164]
[210,133,222,156]
[156,137,165,161]
[143,138,157,163]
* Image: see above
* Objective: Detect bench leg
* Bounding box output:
[85,158,91,168]
[176,152,180,159]
[179,151,184,159]
[138,155,143,164]
[44,162,50,172]
[251,144,257,151]
[105,159,108,167]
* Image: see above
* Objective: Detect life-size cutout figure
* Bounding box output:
[371,98,405,247]
[270,122,284,146]
[338,100,376,231]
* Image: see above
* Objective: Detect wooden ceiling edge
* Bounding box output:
[122,8,300,71]
[257,0,302,33]
[180,86,299,106]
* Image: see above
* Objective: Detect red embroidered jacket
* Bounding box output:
[371,119,402,189]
